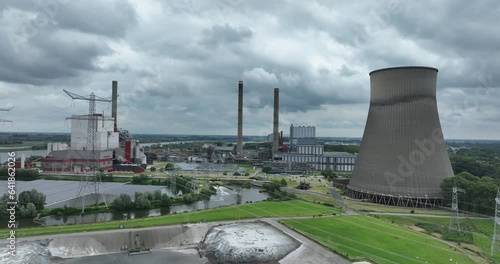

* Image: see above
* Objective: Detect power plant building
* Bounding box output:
[41,81,146,173]
[70,114,119,151]
[278,125,357,172]
[347,66,454,207]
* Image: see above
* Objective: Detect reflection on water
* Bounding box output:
[23,186,267,228]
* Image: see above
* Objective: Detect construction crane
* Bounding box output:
[0,107,14,123]
[64,90,111,213]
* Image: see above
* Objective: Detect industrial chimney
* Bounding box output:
[112,80,118,132]
[347,66,454,207]
[237,81,244,156]
[272,88,279,159]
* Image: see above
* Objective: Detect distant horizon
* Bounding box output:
[1,131,499,142]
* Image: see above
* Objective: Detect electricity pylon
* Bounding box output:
[491,189,500,257]
[64,90,111,213]
[0,107,14,123]
[448,186,465,233]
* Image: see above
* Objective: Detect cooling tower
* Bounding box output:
[347,66,454,207]
[237,81,243,156]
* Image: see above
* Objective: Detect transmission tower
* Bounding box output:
[491,189,500,257]
[64,90,111,213]
[449,186,465,233]
[0,107,14,123]
[191,172,197,193]
[170,172,177,196]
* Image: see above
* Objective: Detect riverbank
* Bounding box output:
[0,200,340,238]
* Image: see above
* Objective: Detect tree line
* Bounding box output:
[0,167,40,180]
[441,172,500,215]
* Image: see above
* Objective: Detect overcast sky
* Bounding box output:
[0,0,499,139]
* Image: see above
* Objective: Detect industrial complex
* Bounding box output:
[40,81,146,173]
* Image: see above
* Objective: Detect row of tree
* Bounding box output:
[0,167,40,180]
[0,189,46,219]
[441,172,500,215]
[111,190,172,210]
[449,143,500,178]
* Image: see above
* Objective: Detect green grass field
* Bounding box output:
[282,215,483,264]
[377,214,499,262]
[1,200,339,238]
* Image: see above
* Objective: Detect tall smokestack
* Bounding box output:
[237,81,243,155]
[273,88,279,159]
[112,80,118,132]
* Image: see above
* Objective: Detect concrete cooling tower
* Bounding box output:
[347,66,454,207]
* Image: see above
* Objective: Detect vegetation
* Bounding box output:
[282,215,478,264]
[111,194,134,211]
[18,203,37,218]
[441,172,498,215]
[377,214,499,263]
[0,200,337,237]
[321,169,337,181]
[262,166,272,174]
[0,167,40,180]
[449,143,500,178]
[150,167,156,172]
[296,180,311,190]
[131,174,150,185]
[262,180,297,201]
[0,194,10,218]
[280,178,288,186]
[18,189,46,210]
[243,142,271,150]
[323,144,359,154]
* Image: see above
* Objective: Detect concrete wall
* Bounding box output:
[42,223,214,258]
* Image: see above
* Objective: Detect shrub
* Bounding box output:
[135,195,151,209]
[280,178,288,186]
[19,203,37,218]
[18,189,46,210]
[111,194,133,211]
[160,194,172,207]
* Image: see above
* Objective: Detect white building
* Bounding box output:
[290,124,315,139]
[46,142,69,155]
[70,115,119,150]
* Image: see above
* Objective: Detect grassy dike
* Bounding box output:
[282,215,483,264]
[1,200,340,238]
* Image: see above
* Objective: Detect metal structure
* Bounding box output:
[170,172,177,196]
[112,81,118,132]
[64,89,111,213]
[347,66,454,207]
[448,187,465,233]
[0,107,14,123]
[272,88,279,159]
[237,81,244,156]
[492,189,500,257]
[191,172,197,193]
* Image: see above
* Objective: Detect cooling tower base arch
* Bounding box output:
[346,187,443,208]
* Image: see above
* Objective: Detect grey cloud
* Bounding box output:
[0,0,499,139]
[201,24,253,47]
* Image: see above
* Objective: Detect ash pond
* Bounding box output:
[0,221,302,264]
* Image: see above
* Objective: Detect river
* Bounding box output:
[0,149,47,163]
[16,186,267,228]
